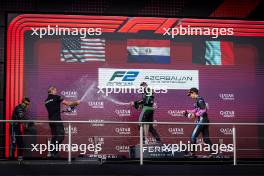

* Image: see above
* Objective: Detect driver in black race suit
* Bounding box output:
[131,82,161,144]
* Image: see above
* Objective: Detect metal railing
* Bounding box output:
[1,119,264,165]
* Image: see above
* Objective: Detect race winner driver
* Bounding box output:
[130,82,161,144]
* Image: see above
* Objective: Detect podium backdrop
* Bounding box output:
[5,14,264,158]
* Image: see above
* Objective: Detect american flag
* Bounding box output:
[61,37,105,62]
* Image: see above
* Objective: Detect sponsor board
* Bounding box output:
[220,111,235,118]
[220,128,233,135]
[168,110,185,117]
[168,127,184,135]
[98,68,199,89]
[219,93,235,101]
[115,127,131,135]
[61,90,78,98]
[64,126,78,134]
[115,109,131,117]
[88,101,104,108]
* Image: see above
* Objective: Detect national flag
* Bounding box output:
[61,37,105,62]
[193,41,234,65]
[127,39,170,64]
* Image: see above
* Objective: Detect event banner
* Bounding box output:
[98,68,199,89]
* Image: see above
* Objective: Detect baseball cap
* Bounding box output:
[187,87,199,96]
[22,97,31,104]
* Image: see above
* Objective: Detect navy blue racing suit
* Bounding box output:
[10,104,29,158]
[187,96,213,147]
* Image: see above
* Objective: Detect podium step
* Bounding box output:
[129,144,185,159]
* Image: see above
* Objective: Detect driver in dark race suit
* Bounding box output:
[131,82,161,144]
[184,87,213,157]
[10,97,31,161]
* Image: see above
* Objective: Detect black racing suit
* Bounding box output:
[134,87,161,143]
[187,96,213,150]
[10,104,29,158]
[45,94,65,156]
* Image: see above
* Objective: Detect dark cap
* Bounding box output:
[187,87,199,96]
[22,97,31,103]
[140,82,147,86]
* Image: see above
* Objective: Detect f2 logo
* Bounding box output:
[110,71,139,81]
